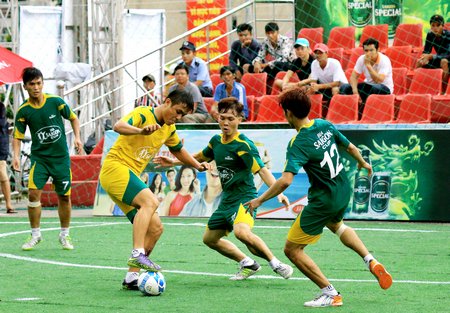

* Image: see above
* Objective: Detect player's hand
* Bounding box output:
[244,198,262,216]
[277,193,290,208]
[141,124,161,135]
[197,161,212,172]
[358,161,373,176]
[153,155,176,167]
[74,139,83,155]
[12,157,20,172]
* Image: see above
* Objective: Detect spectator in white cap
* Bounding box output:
[135,73,160,107]
[274,38,315,92]
[179,40,214,97]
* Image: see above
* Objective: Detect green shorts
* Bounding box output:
[300,184,351,236]
[207,196,257,232]
[29,157,71,195]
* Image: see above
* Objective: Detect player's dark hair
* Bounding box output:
[219,66,235,76]
[218,97,244,118]
[265,22,279,33]
[173,63,190,75]
[166,89,194,112]
[279,88,311,119]
[236,23,253,33]
[22,67,43,84]
[174,165,197,193]
[362,38,379,50]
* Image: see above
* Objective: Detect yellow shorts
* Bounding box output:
[287,210,321,245]
[99,159,147,215]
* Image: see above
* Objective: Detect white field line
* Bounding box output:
[0,253,449,285]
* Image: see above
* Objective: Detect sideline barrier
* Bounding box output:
[93,124,449,222]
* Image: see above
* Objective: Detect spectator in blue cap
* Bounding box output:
[273,38,315,92]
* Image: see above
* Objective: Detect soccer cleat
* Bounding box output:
[122,278,139,290]
[273,263,294,279]
[369,259,393,290]
[59,235,74,250]
[22,236,42,251]
[304,293,343,307]
[127,254,161,272]
[229,261,261,281]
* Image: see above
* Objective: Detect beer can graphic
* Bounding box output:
[374,0,403,38]
[370,172,391,214]
[348,0,373,27]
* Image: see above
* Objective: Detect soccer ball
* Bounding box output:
[137,271,166,296]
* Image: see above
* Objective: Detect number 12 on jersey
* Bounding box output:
[320,143,343,179]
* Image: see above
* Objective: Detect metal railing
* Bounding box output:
[63,0,256,142]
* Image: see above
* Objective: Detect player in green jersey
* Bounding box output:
[245,88,392,307]
[155,97,294,281]
[13,67,83,251]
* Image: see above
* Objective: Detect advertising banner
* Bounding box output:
[93,128,449,222]
[295,0,449,41]
[185,0,228,73]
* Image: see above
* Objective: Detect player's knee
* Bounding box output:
[335,224,349,238]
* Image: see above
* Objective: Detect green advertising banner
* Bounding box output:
[341,129,447,222]
[295,0,449,41]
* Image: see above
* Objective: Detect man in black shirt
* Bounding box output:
[273,38,315,91]
[416,14,450,93]
[229,23,261,82]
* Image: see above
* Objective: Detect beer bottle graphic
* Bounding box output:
[370,172,391,216]
[374,0,403,38]
[352,149,371,214]
[348,0,373,27]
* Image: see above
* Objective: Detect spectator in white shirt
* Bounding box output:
[339,38,393,117]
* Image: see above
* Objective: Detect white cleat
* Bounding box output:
[22,236,42,251]
[59,235,74,250]
[273,263,294,279]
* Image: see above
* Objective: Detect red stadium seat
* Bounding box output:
[309,94,323,119]
[384,46,414,70]
[398,68,443,100]
[346,47,364,70]
[297,27,323,50]
[445,23,450,31]
[270,71,300,95]
[210,73,221,92]
[253,95,285,122]
[328,48,344,65]
[359,24,389,51]
[246,95,255,121]
[393,23,423,52]
[395,94,431,123]
[392,67,408,96]
[326,94,359,123]
[203,97,214,113]
[431,83,450,123]
[358,94,395,123]
[240,73,268,97]
[328,26,356,50]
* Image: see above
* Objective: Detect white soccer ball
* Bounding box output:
[137,271,166,296]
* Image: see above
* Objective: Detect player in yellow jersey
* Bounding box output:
[99,89,210,290]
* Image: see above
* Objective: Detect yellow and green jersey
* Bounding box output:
[14,94,76,161]
[200,132,265,206]
[105,106,183,175]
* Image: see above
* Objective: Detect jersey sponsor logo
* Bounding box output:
[135,146,157,161]
[224,156,234,160]
[49,114,56,119]
[314,130,333,150]
[217,166,235,186]
[36,126,62,144]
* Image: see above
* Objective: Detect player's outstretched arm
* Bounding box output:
[245,172,294,215]
[171,148,211,172]
[113,120,160,135]
[69,117,83,154]
[346,143,373,176]
[257,167,290,207]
